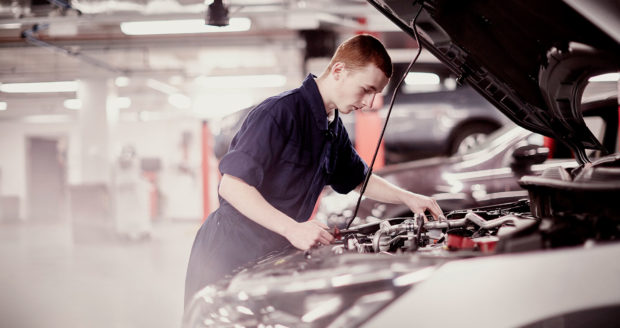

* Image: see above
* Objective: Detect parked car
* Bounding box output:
[184,1,620,327]
[381,61,508,162]
[213,62,508,163]
[317,95,619,227]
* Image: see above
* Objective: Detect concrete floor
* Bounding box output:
[0,218,199,328]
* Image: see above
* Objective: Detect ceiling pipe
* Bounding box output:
[0,2,374,26]
[21,24,129,75]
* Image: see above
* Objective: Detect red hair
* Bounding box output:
[326,34,392,78]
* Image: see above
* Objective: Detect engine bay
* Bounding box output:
[333,196,620,257]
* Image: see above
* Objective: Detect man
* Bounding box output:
[184,34,443,307]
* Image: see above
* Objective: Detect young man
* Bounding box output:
[184,34,443,307]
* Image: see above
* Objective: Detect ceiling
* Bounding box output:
[0,0,413,120]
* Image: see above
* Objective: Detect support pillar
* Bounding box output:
[69,78,122,242]
[355,94,385,170]
[76,78,114,184]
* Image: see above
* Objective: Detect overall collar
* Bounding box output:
[299,74,338,132]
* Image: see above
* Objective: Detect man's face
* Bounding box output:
[333,63,389,115]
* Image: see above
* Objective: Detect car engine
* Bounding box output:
[335,199,536,255]
[335,154,620,257]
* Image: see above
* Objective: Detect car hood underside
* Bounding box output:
[368,0,620,164]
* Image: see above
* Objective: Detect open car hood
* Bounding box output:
[368,0,620,164]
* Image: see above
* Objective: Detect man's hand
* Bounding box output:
[284,220,334,250]
[400,192,444,222]
[360,174,445,222]
[220,174,335,250]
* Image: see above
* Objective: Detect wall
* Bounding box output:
[0,116,206,221]
[0,118,77,220]
[114,117,204,220]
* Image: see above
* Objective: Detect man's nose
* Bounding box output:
[362,93,375,107]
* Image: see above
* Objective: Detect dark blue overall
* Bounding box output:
[184,74,368,307]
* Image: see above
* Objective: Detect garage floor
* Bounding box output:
[0,219,199,328]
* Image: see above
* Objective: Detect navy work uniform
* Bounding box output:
[184,74,368,307]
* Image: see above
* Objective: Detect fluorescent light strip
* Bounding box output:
[0,23,22,29]
[22,115,73,123]
[0,81,78,93]
[168,93,191,109]
[64,98,82,110]
[115,97,131,109]
[115,76,130,87]
[147,78,178,95]
[120,18,251,35]
[64,97,131,110]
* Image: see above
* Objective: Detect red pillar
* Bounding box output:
[201,121,211,222]
[355,94,386,170]
[353,28,386,169]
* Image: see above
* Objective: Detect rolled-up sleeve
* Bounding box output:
[329,137,369,194]
[219,108,286,188]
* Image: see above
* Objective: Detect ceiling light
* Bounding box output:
[206,0,229,27]
[193,93,253,119]
[147,78,178,95]
[120,18,250,36]
[114,97,132,109]
[22,115,73,124]
[194,74,286,89]
[0,81,78,93]
[0,24,21,29]
[64,98,82,110]
[168,93,191,109]
[0,102,7,111]
[115,76,130,87]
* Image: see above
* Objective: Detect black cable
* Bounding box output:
[47,0,82,15]
[21,24,127,74]
[345,4,425,229]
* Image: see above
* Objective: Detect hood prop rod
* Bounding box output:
[345,3,425,230]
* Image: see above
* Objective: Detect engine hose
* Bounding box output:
[371,213,536,252]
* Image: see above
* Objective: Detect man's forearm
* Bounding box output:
[359,174,410,204]
[359,174,444,220]
[218,174,296,236]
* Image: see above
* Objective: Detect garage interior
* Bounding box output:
[2,0,620,327]
[0,1,414,327]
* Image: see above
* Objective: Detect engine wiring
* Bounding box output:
[345,4,426,230]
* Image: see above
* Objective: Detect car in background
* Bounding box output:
[317,94,619,227]
[184,1,620,327]
[212,61,508,163]
[381,61,508,162]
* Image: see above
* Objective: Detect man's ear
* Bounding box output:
[331,62,345,80]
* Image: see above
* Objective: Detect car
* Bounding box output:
[212,61,509,163]
[183,1,620,327]
[213,105,255,160]
[381,61,509,162]
[317,94,619,227]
